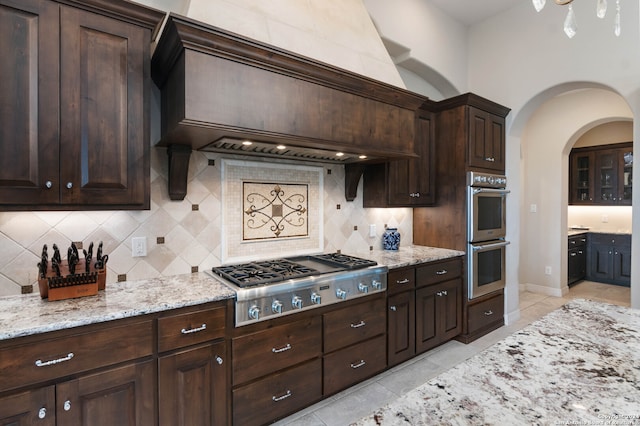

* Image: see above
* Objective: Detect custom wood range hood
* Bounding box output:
[151,14,427,200]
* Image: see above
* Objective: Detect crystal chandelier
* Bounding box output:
[532,0,621,38]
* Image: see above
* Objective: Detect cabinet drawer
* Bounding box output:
[323,297,386,353]
[416,258,462,287]
[0,319,153,393]
[568,234,587,248]
[590,233,630,246]
[323,335,386,396]
[387,267,415,294]
[233,358,322,426]
[158,305,226,352]
[467,294,504,335]
[232,316,321,385]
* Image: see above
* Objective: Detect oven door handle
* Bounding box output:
[472,188,510,195]
[471,240,510,251]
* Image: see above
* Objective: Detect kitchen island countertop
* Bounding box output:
[0,245,463,342]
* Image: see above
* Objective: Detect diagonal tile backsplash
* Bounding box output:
[0,149,412,297]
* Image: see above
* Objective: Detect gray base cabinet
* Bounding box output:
[586,233,631,286]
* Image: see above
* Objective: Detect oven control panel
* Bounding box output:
[468,171,507,188]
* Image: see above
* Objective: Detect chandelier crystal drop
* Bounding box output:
[564,4,577,38]
[532,0,622,38]
[596,0,607,18]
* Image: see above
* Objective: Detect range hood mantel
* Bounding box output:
[151,14,427,200]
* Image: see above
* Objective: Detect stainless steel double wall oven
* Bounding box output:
[467,171,509,299]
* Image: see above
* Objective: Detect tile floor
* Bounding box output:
[273,281,632,426]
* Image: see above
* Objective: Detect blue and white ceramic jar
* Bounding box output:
[382,228,400,251]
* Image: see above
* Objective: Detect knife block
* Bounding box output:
[38,260,106,301]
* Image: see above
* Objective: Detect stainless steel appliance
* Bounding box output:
[467,171,509,299]
[208,253,387,326]
[467,171,508,242]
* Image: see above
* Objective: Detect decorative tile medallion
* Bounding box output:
[243,182,308,240]
[221,159,323,262]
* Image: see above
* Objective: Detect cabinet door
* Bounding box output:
[0,0,59,205]
[467,106,505,171]
[437,279,462,343]
[415,286,438,352]
[619,147,633,205]
[56,360,155,426]
[594,150,618,204]
[587,243,613,281]
[387,111,435,206]
[0,385,55,426]
[387,291,415,367]
[613,244,631,285]
[59,6,149,207]
[159,341,228,426]
[569,151,594,204]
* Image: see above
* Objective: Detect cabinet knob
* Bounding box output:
[38,408,47,419]
[66,182,73,189]
[390,306,397,311]
[45,181,53,189]
[64,400,71,411]
[215,356,223,365]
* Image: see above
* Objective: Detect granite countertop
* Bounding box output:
[0,272,236,342]
[568,228,632,236]
[350,245,465,269]
[0,245,463,342]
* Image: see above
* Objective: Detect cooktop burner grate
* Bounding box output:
[312,253,377,269]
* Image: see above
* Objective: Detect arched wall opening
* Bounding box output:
[512,85,633,304]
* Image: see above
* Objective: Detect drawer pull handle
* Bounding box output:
[35,352,74,367]
[350,360,366,369]
[272,343,292,353]
[436,269,448,275]
[485,157,495,162]
[181,323,207,334]
[484,310,494,316]
[436,290,448,297]
[396,278,410,284]
[350,320,366,328]
[272,390,292,402]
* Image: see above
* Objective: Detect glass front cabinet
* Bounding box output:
[570,142,632,206]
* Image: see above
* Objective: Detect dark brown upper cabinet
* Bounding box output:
[569,142,632,206]
[0,0,163,210]
[362,104,436,207]
[150,14,428,200]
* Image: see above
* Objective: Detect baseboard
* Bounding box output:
[522,283,564,297]
[504,308,521,326]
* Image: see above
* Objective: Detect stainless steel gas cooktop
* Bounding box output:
[208,253,387,326]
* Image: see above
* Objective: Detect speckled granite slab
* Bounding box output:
[349,246,464,270]
[354,299,640,426]
[0,272,236,341]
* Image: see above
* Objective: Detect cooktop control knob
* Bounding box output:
[336,289,347,300]
[272,300,283,314]
[311,292,322,305]
[358,282,369,294]
[248,305,260,320]
[292,295,303,309]
[372,280,382,290]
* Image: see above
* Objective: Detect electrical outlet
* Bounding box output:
[132,237,147,257]
[530,204,537,213]
[545,266,552,275]
[601,215,609,223]
[369,224,376,237]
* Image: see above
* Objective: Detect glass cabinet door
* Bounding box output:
[571,152,593,203]
[596,151,616,202]
[621,150,633,204]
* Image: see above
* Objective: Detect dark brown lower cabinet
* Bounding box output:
[456,291,505,343]
[0,361,154,426]
[158,341,228,426]
[387,258,463,368]
[416,279,462,353]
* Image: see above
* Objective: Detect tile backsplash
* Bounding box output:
[0,149,412,297]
